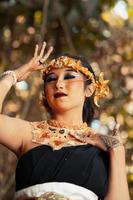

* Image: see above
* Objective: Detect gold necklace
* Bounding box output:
[31,120,94,150]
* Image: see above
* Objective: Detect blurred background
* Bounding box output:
[0,0,133,199]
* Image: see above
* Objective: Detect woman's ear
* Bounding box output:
[84,83,95,98]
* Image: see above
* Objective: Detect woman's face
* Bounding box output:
[44,67,87,113]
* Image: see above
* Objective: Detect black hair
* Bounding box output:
[42,54,96,125]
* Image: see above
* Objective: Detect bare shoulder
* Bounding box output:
[0,114,32,156]
[20,120,47,156]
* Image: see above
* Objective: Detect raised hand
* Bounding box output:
[14,41,53,81]
[29,41,53,71]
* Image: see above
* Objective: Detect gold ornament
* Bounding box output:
[94,72,110,107]
[36,191,70,200]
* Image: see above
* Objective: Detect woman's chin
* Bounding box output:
[51,103,73,113]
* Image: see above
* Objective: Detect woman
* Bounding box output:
[0,42,130,200]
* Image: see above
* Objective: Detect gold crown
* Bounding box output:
[43,56,110,107]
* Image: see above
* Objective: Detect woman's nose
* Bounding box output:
[55,78,64,89]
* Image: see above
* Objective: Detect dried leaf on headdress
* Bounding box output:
[94,72,110,107]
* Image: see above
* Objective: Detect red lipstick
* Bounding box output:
[54,92,67,98]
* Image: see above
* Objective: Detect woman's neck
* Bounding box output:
[52,107,83,126]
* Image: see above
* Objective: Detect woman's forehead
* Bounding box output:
[46,67,81,75]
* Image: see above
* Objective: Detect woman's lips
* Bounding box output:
[54,92,67,98]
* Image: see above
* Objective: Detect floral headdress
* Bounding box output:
[43,56,110,107]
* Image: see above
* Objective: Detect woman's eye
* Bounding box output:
[64,74,76,80]
[46,76,57,82]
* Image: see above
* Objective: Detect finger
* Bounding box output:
[85,130,95,137]
[41,46,53,62]
[34,44,39,58]
[89,133,97,139]
[112,123,120,135]
[39,41,46,59]
[86,138,96,146]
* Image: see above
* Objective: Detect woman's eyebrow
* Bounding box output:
[47,68,78,75]
[65,68,78,72]
[46,72,55,76]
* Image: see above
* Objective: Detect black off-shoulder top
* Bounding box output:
[15,144,109,199]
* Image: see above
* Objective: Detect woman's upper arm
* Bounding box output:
[0,114,32,155]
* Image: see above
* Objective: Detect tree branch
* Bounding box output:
[55,0,76,54]
[40,0,50,42]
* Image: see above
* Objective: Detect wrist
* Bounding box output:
[14,69,21,81]
[109,145,125,156]
[14,63,31,81]
[0,70,17,85]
